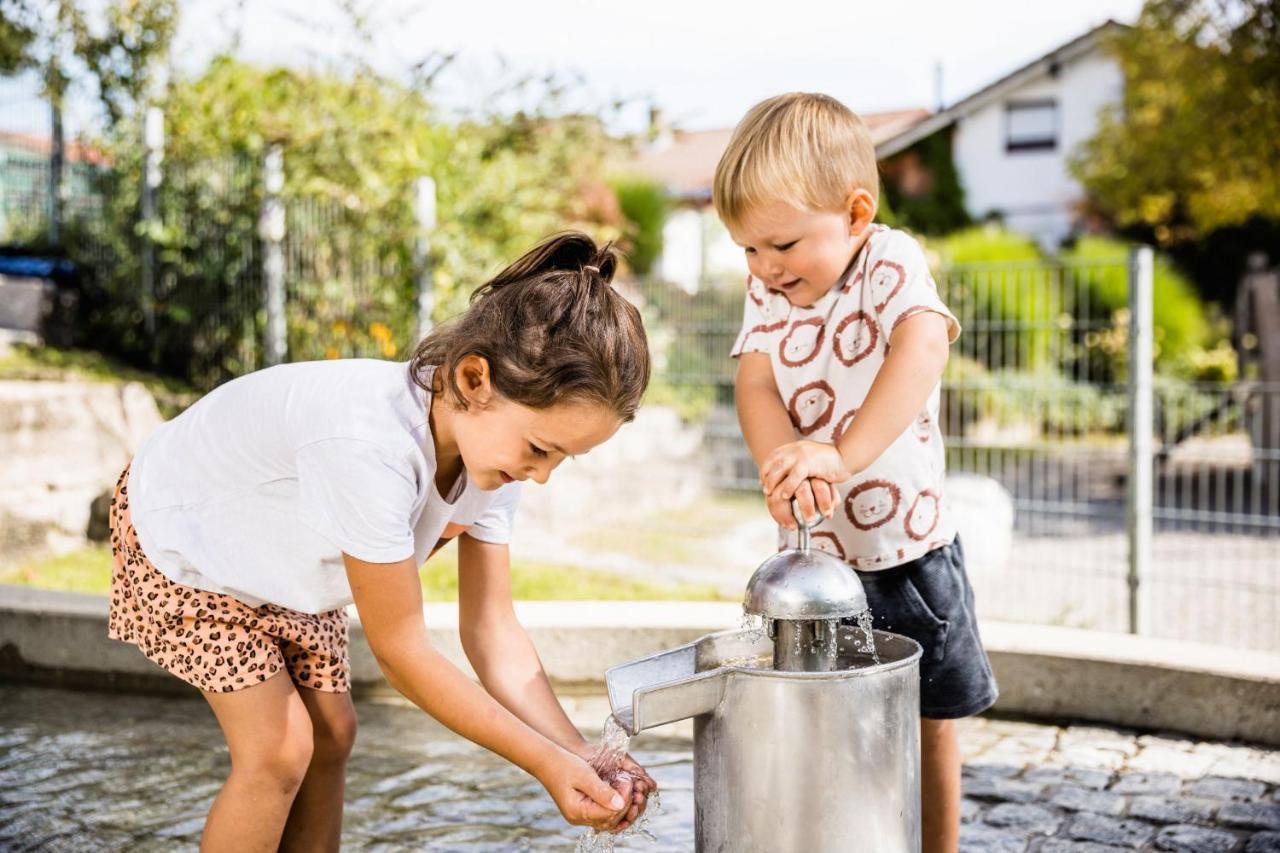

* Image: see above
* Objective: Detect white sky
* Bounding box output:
[3,0,1145,136]
[174,0,1144,132]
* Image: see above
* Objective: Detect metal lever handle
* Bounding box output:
[790,498,819,552]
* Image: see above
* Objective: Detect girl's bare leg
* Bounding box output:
[199,672,315,853]
[279,688,358,853]
[921,717,961,853]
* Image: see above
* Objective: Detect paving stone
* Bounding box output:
[1190,777,1268,802]
[961,797,984,823]
[1126,795,1218,825]
[964,775,1047,804]
[958,822,1027,853]
[1246,831,1280,852]
[1059,726,1140,749]
[983,802,1063,835]
[1208,755,1280,786]
[965,763,1024,780]
[1039,841,1130,852]
[1128,746,1217,779]
[1153,824,1240,852]
[1049,785,1128,817]
[1110,773,1181,795]
[1026,767,1114,790]
[1218,802,1280,831]
[1067,814,1156,848]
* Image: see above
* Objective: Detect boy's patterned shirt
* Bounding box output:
[731,225,961,570]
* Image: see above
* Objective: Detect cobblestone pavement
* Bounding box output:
[956,716,1280,852]
[2,684,1278,851]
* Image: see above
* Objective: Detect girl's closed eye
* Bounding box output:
[529,442,548,458]
[774,240,797,252]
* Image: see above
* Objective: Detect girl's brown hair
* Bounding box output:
[409,232,651,422]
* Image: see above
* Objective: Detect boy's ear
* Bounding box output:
[846,189,878,235]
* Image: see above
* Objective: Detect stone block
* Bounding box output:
[1153,824,1240,852]
[1040,842,1130,852]
[963,775,1047,803]
[1126,795,1217,825]
[1050,785,1127,816]
[1109,773,1181,795]
[983,802,1063,835]
[1067,814,1156,848]
[1218,802,1280,831]
[1025,767,1114,790]
[958,822,1027,853]
[1189,776,1268,802]
[1247,832,1280,852]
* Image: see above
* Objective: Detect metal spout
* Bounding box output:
[604,630,772,735]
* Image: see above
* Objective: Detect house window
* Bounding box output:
[1005,100,1057,152]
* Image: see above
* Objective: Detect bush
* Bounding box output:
[610,176,670,276]
[1060,237,1217,379]
[934,226,1058,370]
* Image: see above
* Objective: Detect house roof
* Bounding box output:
[627,108,931,201]
[0,130,109,166]
[874,19,1128,159]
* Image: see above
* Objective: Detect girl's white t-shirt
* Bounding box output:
[127,359,520,614]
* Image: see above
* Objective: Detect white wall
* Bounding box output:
[657,207,747,292]
[952,50,1123,248]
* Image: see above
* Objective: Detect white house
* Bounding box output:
[626,19,1127,287]
[876,20,1126,248]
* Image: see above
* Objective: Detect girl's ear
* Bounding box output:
[455,355,494,407]
[846,189,878,236]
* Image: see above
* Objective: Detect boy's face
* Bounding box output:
[730,197,872,309]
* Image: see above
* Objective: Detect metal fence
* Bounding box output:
[1,121,422,389]
[640,256,1279,652]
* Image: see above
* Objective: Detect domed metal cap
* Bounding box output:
[743,500,868,621]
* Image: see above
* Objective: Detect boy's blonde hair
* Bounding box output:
[713,92,879,234]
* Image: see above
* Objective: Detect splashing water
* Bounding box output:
[574,714,661,853]
[739,611,767,644]
[856,610,881,664]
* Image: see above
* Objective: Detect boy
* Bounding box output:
[714,92,998,853]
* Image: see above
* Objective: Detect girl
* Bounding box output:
[107,232,657,851]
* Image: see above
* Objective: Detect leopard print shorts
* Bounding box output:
[107,465,351,694]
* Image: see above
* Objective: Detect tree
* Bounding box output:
[0,0,175,130]
[0,1,37,74]
[1072,0,1280,244]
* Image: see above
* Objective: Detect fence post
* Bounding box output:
[260,145,287,367]
[1126,245,1154,635]
[47,83,63,247]
[140,106,164,342]
[414,176,437,340]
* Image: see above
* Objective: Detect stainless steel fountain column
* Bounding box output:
[605,503,923,853]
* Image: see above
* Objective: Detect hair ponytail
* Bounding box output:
[410,232,650,421]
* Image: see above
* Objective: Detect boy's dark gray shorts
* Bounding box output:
[852,535,998,719]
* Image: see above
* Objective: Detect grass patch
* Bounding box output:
[568,490,766,567]
[0,344,199,418]
[1,544,728,602]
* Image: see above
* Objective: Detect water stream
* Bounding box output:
[573,715,661,853]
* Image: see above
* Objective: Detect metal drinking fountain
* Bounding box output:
[606,502,923,852]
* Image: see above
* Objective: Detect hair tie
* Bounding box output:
[583,264,600,274]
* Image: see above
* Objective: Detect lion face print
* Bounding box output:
[779,317,825,368]
[787,380,836,435]
[833,310,878,366]
[845,479,901,530]
[869,259,906,312]
[904,489,941,540]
